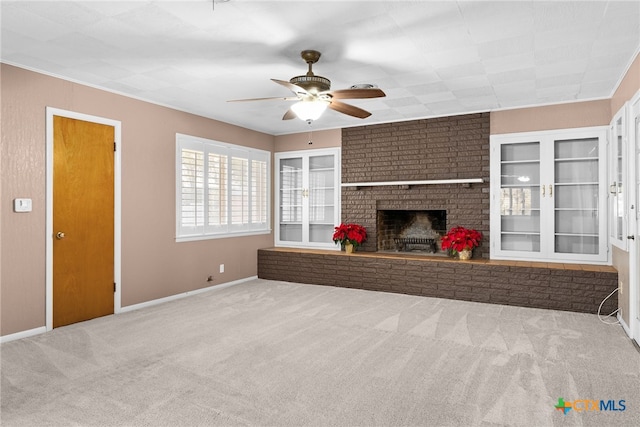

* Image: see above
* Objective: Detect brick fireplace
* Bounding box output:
[258,111,619,314]
[341,112,491,258]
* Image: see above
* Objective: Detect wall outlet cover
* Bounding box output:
[14,198,32,212]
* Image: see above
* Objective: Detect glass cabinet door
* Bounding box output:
[275,148,340,248]
[610,111,626,248]
[499,142,541,253]
[491,127,607,263]
[279,157,303,242]
[308,154,336,243]
[553,137,600,254]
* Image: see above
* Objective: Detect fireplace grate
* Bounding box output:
[393,237,437,253]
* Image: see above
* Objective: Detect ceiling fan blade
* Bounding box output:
[271,79,309,96]
[328,100,372,119]
[327,88,386,99]
[227,96,299,103]
[282,109,296,120]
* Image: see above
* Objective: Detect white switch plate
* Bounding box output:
[219,264,225,273]
[13,198,32,212]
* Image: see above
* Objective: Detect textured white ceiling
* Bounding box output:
[2,0,639,135]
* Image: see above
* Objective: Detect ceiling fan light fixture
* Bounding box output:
[291,100,329,122]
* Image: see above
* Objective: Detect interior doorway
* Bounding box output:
[46,108,122,330]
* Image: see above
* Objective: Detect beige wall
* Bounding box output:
[490,99,611,134]
[274,128,341,152]
[611,53,640,114]
[1,64,275,336]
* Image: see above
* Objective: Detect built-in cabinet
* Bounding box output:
[490,127,608,263]
[275,148,340,249]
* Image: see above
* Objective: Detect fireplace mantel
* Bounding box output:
[341,178,484,188]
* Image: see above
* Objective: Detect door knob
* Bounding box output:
[628,235,635,240]
[56,231,65,240]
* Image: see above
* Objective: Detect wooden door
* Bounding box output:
[53,116,114,328]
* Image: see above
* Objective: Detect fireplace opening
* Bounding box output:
[377,210,447,255]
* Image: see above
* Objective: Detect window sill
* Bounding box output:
[176,229,272,243]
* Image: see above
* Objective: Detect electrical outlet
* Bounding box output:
[219,264,225,273]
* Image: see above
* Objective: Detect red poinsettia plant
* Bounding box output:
[332,223,367,247]
[440,226,482,254]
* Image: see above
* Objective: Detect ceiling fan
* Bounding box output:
[228,50,386,123]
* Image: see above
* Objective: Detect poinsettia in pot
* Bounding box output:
[440,226,482,260]
[332,223,367,253]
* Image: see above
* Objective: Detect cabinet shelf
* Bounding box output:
[500,160,540,165]
[553,182,599,186]
[500,231,541,236]
[555,157,598,162]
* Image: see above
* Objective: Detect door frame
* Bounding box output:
[45,107,122,331]
[629,92,640,344]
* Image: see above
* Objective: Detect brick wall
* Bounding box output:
[258,249,618,315]
[341,112,491,258]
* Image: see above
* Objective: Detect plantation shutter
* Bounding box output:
[176,134,270,240]
[251,158,268,227]
[177,140,205,236]
[230,155,249,226]
[207,152,228,231]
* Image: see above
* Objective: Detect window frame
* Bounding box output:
[176,133,271,242]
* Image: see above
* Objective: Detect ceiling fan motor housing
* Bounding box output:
[290,49,331,94]
[289,75,331,93]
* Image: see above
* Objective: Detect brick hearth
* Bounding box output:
[258,248,618,315]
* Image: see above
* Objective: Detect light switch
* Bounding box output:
[13,198,32,213]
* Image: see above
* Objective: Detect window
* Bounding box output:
[176,134,270,241]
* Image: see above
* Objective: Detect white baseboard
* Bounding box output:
[618,313,632,337]
[1,276,256,343]
[0,326,47,344]
[119,276,256,314]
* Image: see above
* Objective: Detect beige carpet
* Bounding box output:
[1,278,639,426]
